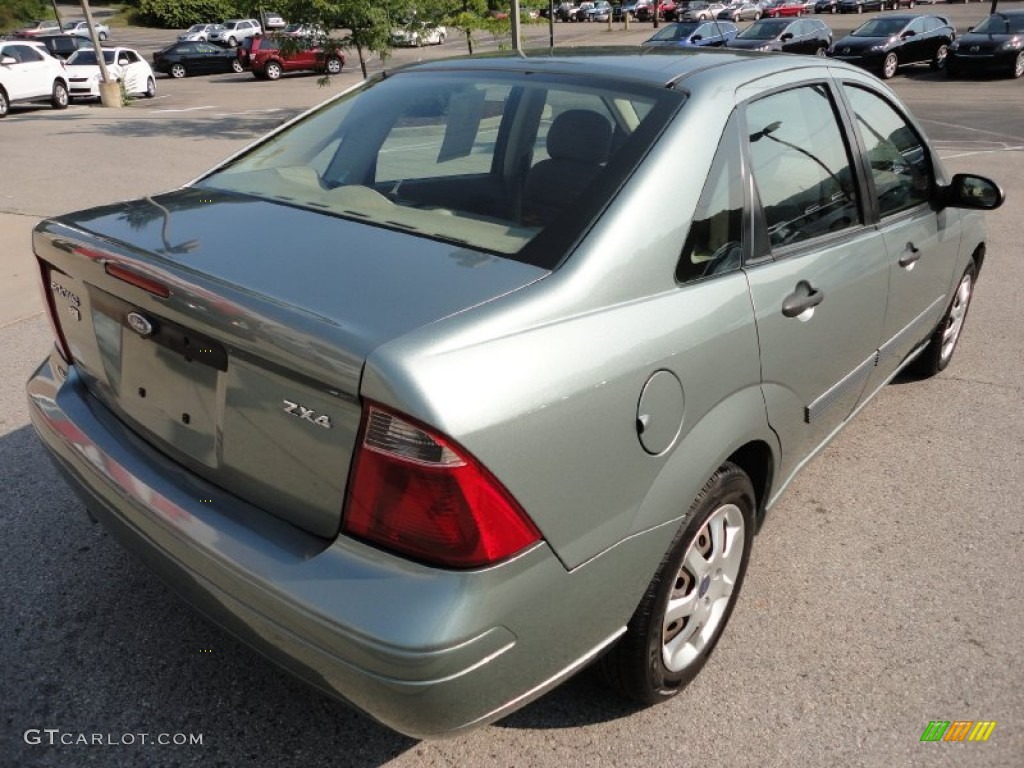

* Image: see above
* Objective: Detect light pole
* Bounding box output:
[79,0,120,107]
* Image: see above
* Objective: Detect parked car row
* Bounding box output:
[641,9,1024,80]
[151,35,345,81]
[13,18,109,40]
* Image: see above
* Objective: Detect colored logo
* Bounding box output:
[920,721,996,743]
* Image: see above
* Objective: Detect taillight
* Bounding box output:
[343,403,541,569]
[37,258,73,363]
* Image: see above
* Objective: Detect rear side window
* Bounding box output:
[677,114,744,284]
[746,84,861,249]
[843,85,932,218]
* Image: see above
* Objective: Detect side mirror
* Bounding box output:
[691,34,703,41]
[780,32,793,41]
[901,30,916,38]
[940,174,1004,211]
[0,55,15,65]
[118,58,129,66]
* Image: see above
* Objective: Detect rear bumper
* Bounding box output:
[27,352,655,737]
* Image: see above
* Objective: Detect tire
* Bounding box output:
[170,63,187,79]
[228,36,238,47]
[0,88,8,118]
[754,12,761,19]
[930,44,947,71]
[231,58,244,73]
[816,45,827,57]
[881,51,898,78]
[325,56,342,75]
[908,0,915,7]
[857,4,863,13]
[830,5,837,12]
[1013,51,1024,79]
[264,61,282,80]
[98,31,107,41]
[437,32,446,45]
[144,76,156,98]
[51,80,68,110]
[909,261,976,377]
[598,463,756,704]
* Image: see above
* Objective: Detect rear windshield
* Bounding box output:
[737,20,788,39]
[650,23,701,40]
[852,19,908,37]
[67,50,116,65]
[198,70,681,266]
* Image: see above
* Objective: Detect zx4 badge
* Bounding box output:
[283,400,332,429]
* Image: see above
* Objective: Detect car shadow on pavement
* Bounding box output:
[0,423,416,767]
[1,420,644,765]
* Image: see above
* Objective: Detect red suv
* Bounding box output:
[239,36,344,80]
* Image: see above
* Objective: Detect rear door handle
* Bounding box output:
[898,243,921,269]
[782,280,824,318]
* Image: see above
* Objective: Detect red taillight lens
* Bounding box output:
[343,404,541,569]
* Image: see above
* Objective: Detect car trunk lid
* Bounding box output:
[36,189,546,538]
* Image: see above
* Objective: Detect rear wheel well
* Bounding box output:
[726,441,773,529]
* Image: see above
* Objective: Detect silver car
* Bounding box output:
[209,18,262,46]
[27,50,1002,737]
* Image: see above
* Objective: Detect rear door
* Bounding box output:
[742,82,890,481]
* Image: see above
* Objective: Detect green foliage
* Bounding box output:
[135,0,241,28]
[0,0,50,32]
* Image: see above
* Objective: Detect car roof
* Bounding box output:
[400,47,859,90]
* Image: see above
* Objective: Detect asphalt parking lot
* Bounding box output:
[1,7,1023,767]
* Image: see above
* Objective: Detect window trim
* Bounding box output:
[834,80,938,225]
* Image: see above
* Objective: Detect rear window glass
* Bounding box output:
[198,70,680,265]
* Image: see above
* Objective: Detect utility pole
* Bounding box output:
[79,0,120,107]
[511,0,522,51]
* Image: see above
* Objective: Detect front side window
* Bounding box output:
[746,84,861,249]
[843,85,932,218]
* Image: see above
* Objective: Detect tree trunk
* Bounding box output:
[356,42,368,79]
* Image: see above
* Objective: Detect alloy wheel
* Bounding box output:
[939,272,972,366]
[882,52,898,78]
[661,503,746,673]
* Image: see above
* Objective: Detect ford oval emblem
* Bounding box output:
[126,311,154,337]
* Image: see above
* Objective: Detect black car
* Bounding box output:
[828,15,955,78]
[838,0,887,14]
[946,10,1024,78]
[152,41,245,78]
[33,33,94,60]
[726,17,832,55]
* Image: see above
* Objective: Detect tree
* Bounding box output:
[279,0,400,79]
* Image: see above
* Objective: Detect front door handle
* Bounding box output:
[898,243,921,269]
[782,280,825,318]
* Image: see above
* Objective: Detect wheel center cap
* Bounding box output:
[698,574,711,598]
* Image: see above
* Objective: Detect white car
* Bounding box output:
[0,40,69,117]
[209,19,262,47]
[65,47,156,100]
[261,12,287,31]
[61,20,110,41]
[178,23,225,42]
[390,24,448,47]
